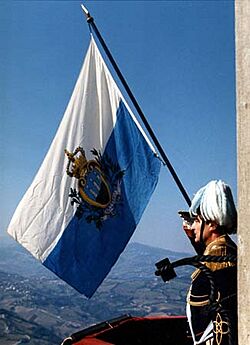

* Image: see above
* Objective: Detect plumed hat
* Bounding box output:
[189,180,237,234]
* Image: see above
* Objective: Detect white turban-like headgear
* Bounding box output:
[189,180,237,234]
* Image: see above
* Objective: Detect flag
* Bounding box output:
[7,37,161,298]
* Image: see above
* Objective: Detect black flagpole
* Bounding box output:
[80,4,191,208]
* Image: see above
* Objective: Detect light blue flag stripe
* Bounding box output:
[43,100,161,297]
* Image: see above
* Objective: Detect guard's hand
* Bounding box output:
[178,211,194,239]
[182,220,194,239]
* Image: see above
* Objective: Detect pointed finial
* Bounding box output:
[80,4,94,23]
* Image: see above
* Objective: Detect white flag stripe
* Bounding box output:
[90,37,158,154]
[7,37,157,263]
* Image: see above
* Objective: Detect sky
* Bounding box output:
[0,1,236,254]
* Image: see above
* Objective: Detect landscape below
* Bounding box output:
[0,236,193,345]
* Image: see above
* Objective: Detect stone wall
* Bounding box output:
[235,1,250,344]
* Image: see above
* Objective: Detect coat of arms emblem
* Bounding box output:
[65,147,125,229]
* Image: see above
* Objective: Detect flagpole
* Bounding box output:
[80,4,191,208]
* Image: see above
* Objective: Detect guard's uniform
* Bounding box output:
[187,235,237,345]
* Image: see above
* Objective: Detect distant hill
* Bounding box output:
[0,236,193,344]
[0,307,61,345]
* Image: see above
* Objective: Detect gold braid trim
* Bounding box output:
[187,298,210,307]
[186,289,210,306]
[213,312,229,345]
[191,268,201,280]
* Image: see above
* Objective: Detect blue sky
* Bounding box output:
[0,1,236,253]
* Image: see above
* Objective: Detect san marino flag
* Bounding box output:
[7,36,161,298]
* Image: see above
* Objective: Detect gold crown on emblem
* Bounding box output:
[64,147,88,179]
